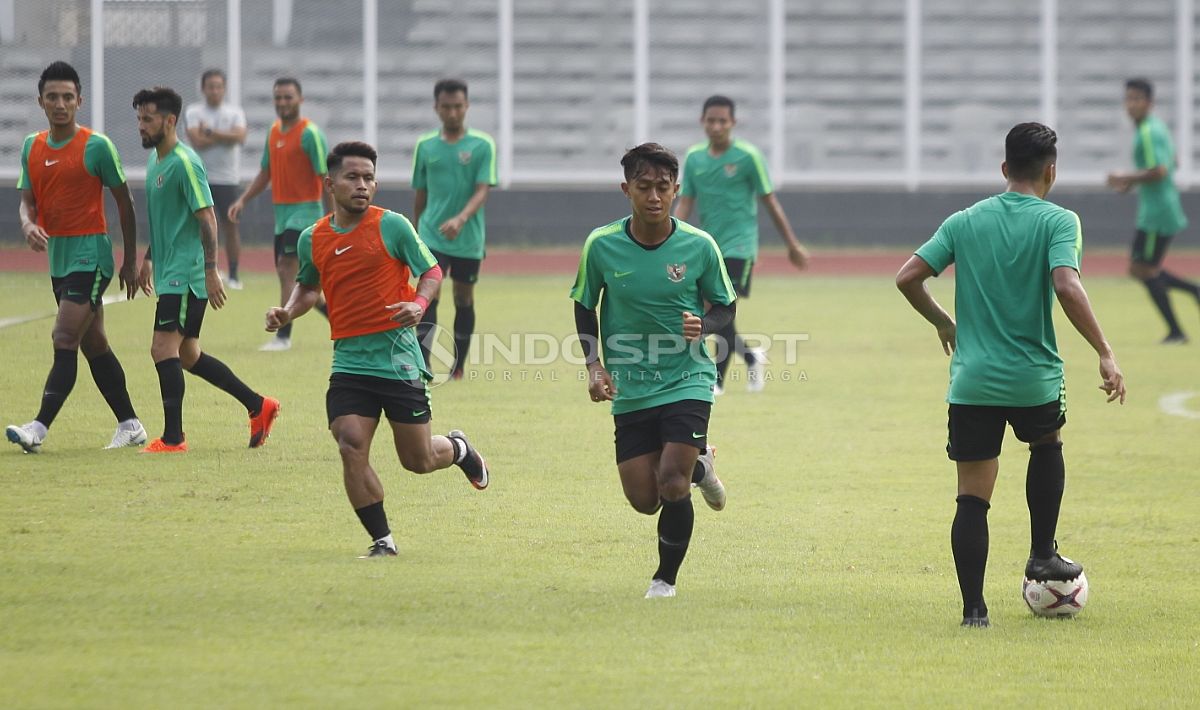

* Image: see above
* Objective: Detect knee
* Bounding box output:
[337,437,368,463]
[1029,435,1063,452]
[627,495,661,515]
[453,295,474,309]
[398,450,438,474]
[50,327,82,351]
[150,342,176,363]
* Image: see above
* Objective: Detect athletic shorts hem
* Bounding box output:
[430,249,482,284]
[613,399,711,463]
[274,229,302,261]
[724,257,754,297]
[946,401,1065,462]
[326,372,432,426]
[1130,230,1174,266]
[51,270,111,309]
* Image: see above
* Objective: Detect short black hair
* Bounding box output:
[132,86,184,118]
[274,77,302,95]
[702,94,735,118]
[434,78,468,100]
[1126,78,1154,100]
[327,141,378,174]
[621,142,679,182]
[39,61,81,96]
[200,68,226,87]
[1005,122,1058,182]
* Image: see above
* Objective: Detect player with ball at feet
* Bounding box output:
[896,123,1126,628]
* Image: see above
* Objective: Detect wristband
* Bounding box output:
[413,295,429,312]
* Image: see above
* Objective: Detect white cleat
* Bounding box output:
[105,420,148,449]
[259,336,292,352]
[6,422,44,454]
[225,277,244,291]
[746,348,768,393]
[713,383,725,397]
[645,579,676,599]
[692,445,726,511]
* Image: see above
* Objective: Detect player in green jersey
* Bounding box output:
[675,95,809,394]
[6,61,146,454]
[132,86,280,453]
[897,123,1126,628]
[1106,78,1200,344]
[413,79,498,380]
[571,143,735,599]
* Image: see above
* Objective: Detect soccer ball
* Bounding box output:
[1022,571,1089,618]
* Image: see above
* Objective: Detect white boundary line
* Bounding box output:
[1158,391,1200,420]
[0,293,128,331]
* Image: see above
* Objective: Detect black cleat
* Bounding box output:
[448,429,489,490]
[1025,547,1083,582]
[1161,333,1188,345]
[358,540,398,558]
[960,610,991,628]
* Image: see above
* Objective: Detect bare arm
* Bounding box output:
[211,124,247,145]
[18,189,49,252]
[438,183,492,239]
[761,193,809,269]
[413,189,428,232]
[185,124,215,150]
[266,282,321,331]
[386,265,444,327]
[895,254,956,356]
[574,301,615,402]
[109,182,139,299]
[196,206,226,309]
[675,195,694,222]
[1107,165,1168,191]
[1052,266,1126,403]
[228,168,271,222]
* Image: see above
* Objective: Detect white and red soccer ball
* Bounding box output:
[1022,571,1089,618]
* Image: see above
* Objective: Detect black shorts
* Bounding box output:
[724,258,754,297]
[209,184,240,222]
[153,291,207,338]
[51,269,110,309]
[1131,230,1174,266]
[946,398,1066,461]
[326,372,432,426]
[613,399,711,463]
[430,249,482,284]
[274,229,302,261]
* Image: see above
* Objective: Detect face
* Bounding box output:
[274,83,302,121]
[39,79,81,128]
[435,90,468,132]
[327,155,377,214]
[621,165,678,224]
[1124,87,1151,122]
[137,103,174,149]
[202,75,226,106]
[702,105,735,144]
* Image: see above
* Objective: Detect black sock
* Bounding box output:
[315,301,329,319]
[187,352,264,414]
[35,348,79,428]
[1159,269,1200,297]
[951,494,990,618]
[691,459,706,484]
[228,261,238,280]
[417,300,439,369]
[737,332,757,366]
[154,358,185,445]
[653,494,694,585]
[714,320,736,384]
[452,304,475,373]
[87,349,137,422]
[278,321,294,340]
[1026,442,1065,559]
[1143,275,1184,335]
[354,501,391,540]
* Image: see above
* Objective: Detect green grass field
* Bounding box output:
[1,271,1198,708]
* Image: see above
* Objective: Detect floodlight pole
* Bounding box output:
[90,0,103,132]
[363,0,378,148]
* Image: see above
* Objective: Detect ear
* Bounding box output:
[1044,161,1056,184]
[1000,161,1009,180]
[620,181,631,198]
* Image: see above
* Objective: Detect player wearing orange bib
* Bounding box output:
[266,141,490,559]
[6,61,146,454]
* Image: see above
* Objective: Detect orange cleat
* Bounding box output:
[249,396,281,448]
[141,437,188,453]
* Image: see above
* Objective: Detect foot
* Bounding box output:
[248,397,281,448]
[644,579,676,598]
[1161,332,1188,345]
[692,445,726,511]
[105,420,148,449]
[6,422,44,454]
[141,437,188,453]
[358,540,398,558]
[225,277,244,290]
[1025,548,1084,582]
[448,429,489,490]
[960,609,990,628]
[450,369,464,381]
[259,336,292,352]
[713,383,725,397]
[746,348,767,393]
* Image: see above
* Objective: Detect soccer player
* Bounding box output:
[6,60,147,454]
[228,77,329,351]
[133,86,280,453]
[1106,78,1199,344]
[571,143,733,599]
[413,79,497,379]
[265,141,490,558]
[674,95,809,394]
[896,123,1127,628]
[184,68,247,289]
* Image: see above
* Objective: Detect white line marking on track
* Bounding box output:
[1158,391,1200,420]
[0,293,128,330]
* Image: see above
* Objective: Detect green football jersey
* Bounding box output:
[915,192,1083,407]
[1132,115,1187,236]
[570,217,738,415]
[411,128,497,259]
[18,130,125,278]
[297,210,438,381]
[679,139,773,260]
[146,143,214,298]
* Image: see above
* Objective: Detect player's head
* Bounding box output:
[1002,122,1057,193]
[1124,78,1154,122]
[273,77,303,121]
[701,95,736,144]
[200,68,226,107]
[434,78,469,132]
[132,86,183,149]
[325,141,378,214]
[620,143,679,224]
[37,61,83,128]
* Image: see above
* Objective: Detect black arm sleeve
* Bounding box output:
[701,301,736,336]
[573,301,600,365]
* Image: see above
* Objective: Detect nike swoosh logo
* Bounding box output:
[66,290,82,296]
[691,432,705,439]
[158,319,174,326]
[335,246,353,255]
[44,159,59,166]
[275,141,285,148]
[411,410,427,417]
[614,270,635,278]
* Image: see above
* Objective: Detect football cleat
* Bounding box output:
[141,437,188,454]
[259,336,292,352]
[644,579,676,599]
[105,420,148,449]
[358,540,398,558]
[692,445,726,511]
[6,422,44,454]
[1024,549,1083,582]
[448,429,489,490]
[1160,333,1188,345]
[746,348,767,393]
[960,610,991,628]
[248,397,281,448]
[225,277,244,290]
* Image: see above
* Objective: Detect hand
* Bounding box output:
[787,242,810,270]
[682,311,703,342]
[439,215,466,239]
[265,306,291,332]
[1106,172,1132,193]
[936,321,956,356]
[206,269,226,309]
[385,301,424,327]
[23,223,49,252]
[587,363,616,402]
[227,200,244,224]
[137,260,155,296]
[119,259,138,300]
[1098,354,1126,404]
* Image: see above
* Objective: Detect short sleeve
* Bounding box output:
[1153,124,1175,168]
[296,226,320,287]
[231,106,247,129]
[569,233,606,309]
[84,133,127,187]
[380,211,438,274]
[260,133,271,170]
[745,147,773,196]
[16,134,34,190]
[698,235,737,306]
[183,105,201,133]
[177,150,214,213]
[476,139,497,186]
[302,124,328,176]
[679,152,697,197]
[411,141,427,190]
[914,212,959,275]
[1048,210,1082,273]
